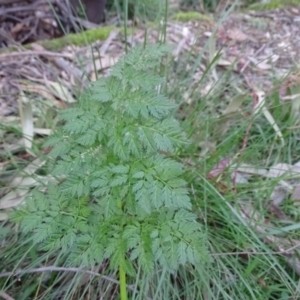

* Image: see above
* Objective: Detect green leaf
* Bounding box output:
[90,79,112,102]
[110,175,128,187]
[108,134,128,161]
[137,126,156,152]
[148,180,163,209]
[76,130,97,146]
[59,107,84,120]
[13,43,209,276]
[91,177,109,188]
[139,250,154,275]
[63,119,89,134]
[135,187,152,214]
[49,140,72,158]
[177,241,188,265]
[111,165,129,174]
[123,131,141,156]
[43,134,63,148]
[93,186,111,197]
[153,132,174,152]
[132,171,145,179]
[132,180,144,193]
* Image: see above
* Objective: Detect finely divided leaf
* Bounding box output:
[13,43,209,275]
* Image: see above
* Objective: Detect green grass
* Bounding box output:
[1,2,300,300]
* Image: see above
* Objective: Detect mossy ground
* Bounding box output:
[171,11,213,22]
[38,27,113,51]
[248,0,300,10]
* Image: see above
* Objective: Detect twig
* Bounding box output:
[211,242,300,257]
[19,17,39,45]
[240,44,266,74]
[0,51,73,60]
[0,291,15,300]
[240,205,300,276]
[0,0,56,16]
[0,266,152,299]
[0,0,27,4]
[0,266,119,283]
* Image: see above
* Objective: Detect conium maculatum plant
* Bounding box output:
[13,43,209,298]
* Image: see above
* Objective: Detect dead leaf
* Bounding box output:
[85,56,118,75]
[208,158,232,178]
[292,186,300,201]
[0,212,8,221]
[33,128,52,135]
[270,186,288,205]
[18,92,34,153]
[233,172,249,184]
[47,81,75,103]
[226,28,250,42]
[253,90,284,146]
[0,158,46,209]
[10,22,24,34]
[10,158,46,187]
[30,43,46,51]
[0,177,38,209]
[18,82,58,103]
[222,94,247,115]
[267,163,291,178]
[234,163,269,177]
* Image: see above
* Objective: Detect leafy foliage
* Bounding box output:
[13,43,209,275]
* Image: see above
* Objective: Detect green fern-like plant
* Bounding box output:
[13,43,209,298]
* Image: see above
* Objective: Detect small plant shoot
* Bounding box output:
[13,43,209,298]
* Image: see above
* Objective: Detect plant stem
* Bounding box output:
[119,263,128,300]
[117,197,127,300]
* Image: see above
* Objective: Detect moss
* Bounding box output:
[171,11,213,22]
[38,27,113,51]
[248,0,300,11]
[0,27,114,54]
